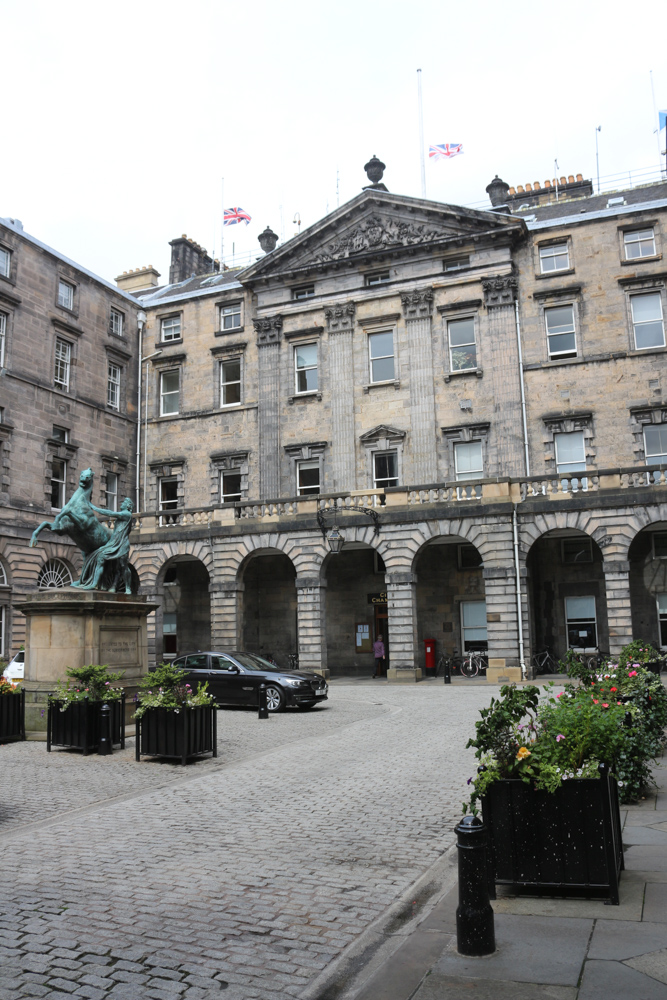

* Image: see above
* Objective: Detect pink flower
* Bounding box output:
[556,734,565,742]
[557,692,563,698]
[628,670,638,677]
[610,687,617,692]
[602,703,609,709]
[593,699,599,704]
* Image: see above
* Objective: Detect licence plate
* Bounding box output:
[314,688,326,696]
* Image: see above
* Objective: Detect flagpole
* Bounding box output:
[221,177,224,268]
[417,69,426,198]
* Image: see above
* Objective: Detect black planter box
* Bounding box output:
[644,660,665,676]
[0,689,25,743]
[47,696,126,754]
[135,705,217,764]
[482,769,624,904]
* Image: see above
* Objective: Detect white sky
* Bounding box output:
[2,0,666,284]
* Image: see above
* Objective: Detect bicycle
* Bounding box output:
[458,650,487,678]
[288,651,299,671]
[531,648,558,676]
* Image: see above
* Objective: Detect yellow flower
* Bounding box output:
[516,747,531,760]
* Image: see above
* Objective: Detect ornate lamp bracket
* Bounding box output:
[316,505,380,540]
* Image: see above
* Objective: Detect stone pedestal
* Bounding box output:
[17,590,156,732]
[387,667,423,683]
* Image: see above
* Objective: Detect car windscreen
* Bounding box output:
[232,652,283,672]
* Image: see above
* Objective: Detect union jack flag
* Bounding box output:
[429,143,463,161]
[224,207,252,226]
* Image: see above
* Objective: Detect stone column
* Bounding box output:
[483,565,523,680]
[325,304,356,491]
[385,571,420,682]
[401,289,437,484]
[254,316,283,499]
[482,274,526,478]
[603,560,633,656]
[210,582,243,650]
[295,576,328,677]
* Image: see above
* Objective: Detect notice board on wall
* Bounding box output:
[355,623,372,653]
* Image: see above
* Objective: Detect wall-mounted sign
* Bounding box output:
[355,623,372,652]
[367,592,387,605]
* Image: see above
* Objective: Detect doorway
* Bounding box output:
[374,603,389,672]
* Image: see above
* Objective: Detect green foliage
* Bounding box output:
[52,664,125,710]
[0,675,21,695]
[618,640,662,667]
[135,662,215,719]
[559,648,596,685]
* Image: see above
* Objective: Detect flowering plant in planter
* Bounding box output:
[52,663,125,711]
[134,662,215,719]
[618,640,662,668]
[0,674,21,695]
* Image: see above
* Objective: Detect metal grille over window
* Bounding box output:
[545,305,577,359]
[539,244,569,273]
[221,303,241,330]
[38,559,73,590]
[54,338,71,389]
[57,280,73,310]
[107,362,121,410]
[448,318,477,371]
[220,360,241,406]
[51,458,66,509]
[624,228,656,259]
[295,344,318,393]
[631,293,665,350]
[161,316,181,342]
[373,452,398,488]
[369,331,395,383]
[297,460,320,495]
[160,371,179,415]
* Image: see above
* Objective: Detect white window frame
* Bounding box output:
[448,317,477,372]
[539,243,570,273]
[107,362,121,410]
[220,302,242,330]
[160,370,180,416]
[110,308,124,337]
[159,476,179,525]
[52,425,69,443]
[657,593,667,650]
[624,228,656,260]
[294,342,318,394]
[54,338,71,390]
[368,330,395,384]
[454,440,483,481]
[220,470,242,503]
[220,358,242,407]
[51,458,67,510]
[545,304,577,359]
[296,459,320,496]
[0,247,10,279]
[554,430,586,475]
[160,315,182,342]
[443,256,469,272]
[373,451,398,489]
[57,279,74,310]
[644,425,667,466]
[293,284,315,300]
[630,292,665,351]
[460,600,488,651]
[366,271,390,286]
[105,472,119,511]
[0,311,6,367]
[565,596,598,651]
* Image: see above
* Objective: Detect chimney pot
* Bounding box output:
[525,183,532,192]
[545,180,551,188]
[533,180,540,189]
[568,174,574,183]
[576,173,583,182]
[509,187,515,195]
[560,176,566,185]
[517,185,524,193]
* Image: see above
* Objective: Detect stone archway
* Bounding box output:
[156,555,211,661]
[238,548,297,669]
[322,541,385,677]
[629,520,667,651]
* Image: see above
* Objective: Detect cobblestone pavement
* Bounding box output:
[0,682,494,1000]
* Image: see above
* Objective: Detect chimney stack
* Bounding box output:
[168,235,214,285]
[115,265,161,292]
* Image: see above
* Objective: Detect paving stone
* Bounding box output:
[625,947,667,985]
[588,919,667,960]
[578,959,667,999]
[643,883,667,923]
[413,974,577,999]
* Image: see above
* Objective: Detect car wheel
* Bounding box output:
[297,701,316,710]
[265,685,285,713]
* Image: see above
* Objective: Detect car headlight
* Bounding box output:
[282,678,305,687]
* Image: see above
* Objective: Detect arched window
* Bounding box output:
[0,562,7,586]
[38,559,73,590]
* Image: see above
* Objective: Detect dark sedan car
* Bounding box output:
[171,651,328,712]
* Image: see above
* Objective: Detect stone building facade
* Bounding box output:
[0,217,141,659]
[127,165,667,678]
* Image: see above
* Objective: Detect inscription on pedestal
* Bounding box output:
[99,628,140,666]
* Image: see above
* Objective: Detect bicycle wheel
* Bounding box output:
[460,656,478,678]
[450,657,464,676]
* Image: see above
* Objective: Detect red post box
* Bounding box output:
[424,638,436,675]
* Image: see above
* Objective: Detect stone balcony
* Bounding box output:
[129,465,667,537]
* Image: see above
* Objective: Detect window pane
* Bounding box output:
[625,229,655,258]
[565,596,596,620]
[222,472,241,500]
[548,332,576,355]
[296,367,318,392]
[58,281,73,309]
[545,306,575,333]
[223,381,241,405]
[371,357,395,382]
[632,293,662,323]
[298,460,320,494]
[462,602,486,628]
[161,371,179,414]
[658,593,667,614]
[222,360,240,382]
[635,322,665,350]
[455,441,483,478]
[369,332,394,358]
[161,317,181,341]
[555,431,585,469]
[540,244,569,272]
[645,426,667,462]
[295,344,317,368]
[160,479,178,507]
[162,372,179,393]
[0,248,9,277]
[374,452,398,486]
[448,318,475,347]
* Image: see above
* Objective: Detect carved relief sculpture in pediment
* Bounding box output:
[314,215,451,263]
[253,315,283,345]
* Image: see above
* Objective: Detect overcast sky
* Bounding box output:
[2,0,666,284]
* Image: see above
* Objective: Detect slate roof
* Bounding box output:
[511,181,667,223]
[136,267,245,306]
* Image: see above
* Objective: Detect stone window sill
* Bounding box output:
[620,254,662,266]
[155,337,183,348]
[363,379,401,394]
[288,391,322,404]
[444,368,483,383]
[534,268,575,280]
[214,326,244,337]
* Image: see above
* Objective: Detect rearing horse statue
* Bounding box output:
[30,468,111,557]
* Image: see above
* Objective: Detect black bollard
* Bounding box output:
[258,683,269,720]
[98,702,112,756]
[455,814,495,956]
[444,657,451,685]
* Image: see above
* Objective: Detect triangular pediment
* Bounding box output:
[242,190,524,281]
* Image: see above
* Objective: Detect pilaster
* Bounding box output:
[254,316,283,498]
[385,571,421,681]
[482,274,526,477]
[603,560,633,655]
[295,575,328,677]
[401,289,437,484]
[325,304,356,491]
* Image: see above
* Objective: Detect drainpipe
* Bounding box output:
[135,311,146,512]
[514,299,530,477]
[513,505,527,679]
